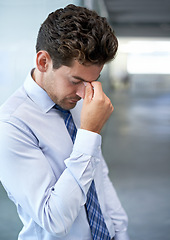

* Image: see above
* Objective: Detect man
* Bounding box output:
[0,4,129,240]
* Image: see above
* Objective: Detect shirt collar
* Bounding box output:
[24,70,55,113]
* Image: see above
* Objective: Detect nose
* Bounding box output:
[76,82,86,99]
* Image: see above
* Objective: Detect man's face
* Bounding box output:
[43,60,103,110]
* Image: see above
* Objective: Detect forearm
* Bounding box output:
[0,122,101,236]
[45,129,101,235]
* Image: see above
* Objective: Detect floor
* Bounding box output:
[102,88,170,240]
[0,88,170,240]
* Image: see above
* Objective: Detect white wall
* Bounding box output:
[0,0,82,104]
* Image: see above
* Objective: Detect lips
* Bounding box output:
[69,96,81,103]
[69,98,80,103]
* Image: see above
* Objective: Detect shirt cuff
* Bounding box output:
[114,231,130,240]
[73,128,102,159]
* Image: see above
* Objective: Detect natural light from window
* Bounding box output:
[119,40,170,74]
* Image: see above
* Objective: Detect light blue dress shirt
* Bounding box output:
[0,72,129,240]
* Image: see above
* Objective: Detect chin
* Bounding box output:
[60,102,77,110]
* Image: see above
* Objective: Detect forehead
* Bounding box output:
[68,60,103,81]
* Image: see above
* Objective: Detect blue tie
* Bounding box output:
[55,105,111,240]
[85,181,111,240]
[55,106,77,142]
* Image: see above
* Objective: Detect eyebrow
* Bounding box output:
[72,74,101,82]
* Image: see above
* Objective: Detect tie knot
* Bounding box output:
[55,104,72,121]
[55,105,70,114]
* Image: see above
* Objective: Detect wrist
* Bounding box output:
[80,126,101,134]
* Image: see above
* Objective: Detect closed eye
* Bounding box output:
[71,81,82,85]
[71,74,101,84]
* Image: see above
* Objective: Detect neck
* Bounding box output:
[31,68,43,89]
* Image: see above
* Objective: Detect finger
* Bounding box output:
[84,82,94,102]
[91,81,103,98]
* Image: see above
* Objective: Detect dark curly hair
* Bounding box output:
[36,4,118,68]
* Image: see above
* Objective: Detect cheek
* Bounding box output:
[55,82,76,99]
[49,72,77,97]
[60,80,78,94]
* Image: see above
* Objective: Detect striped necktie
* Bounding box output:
[55,106,77,142]
[55,105,111,240]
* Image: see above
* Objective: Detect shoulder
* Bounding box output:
[0,86,28,121]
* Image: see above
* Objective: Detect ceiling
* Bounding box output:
[102,0,170,37]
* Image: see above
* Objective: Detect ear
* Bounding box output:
[36,51,52,72]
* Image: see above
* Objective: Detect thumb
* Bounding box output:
[84,82,93,102]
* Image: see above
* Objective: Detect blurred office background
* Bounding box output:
[0,0,170,239]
